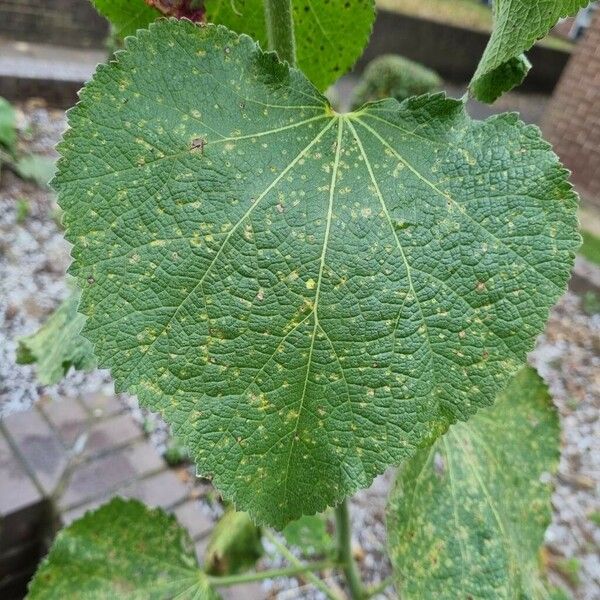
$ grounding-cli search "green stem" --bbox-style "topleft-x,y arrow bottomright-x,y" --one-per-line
263,0 -> 296,66
263,529 -> 342,600
208,560 -> 333,587
335,500 -> 365,600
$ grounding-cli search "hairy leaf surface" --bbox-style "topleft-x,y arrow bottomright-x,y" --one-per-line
205,0 -> 375,90
27,498 -> 219,599
387,368 -> 559,599
16,285 -> 96,385
56,20 -> 577,527
471,0 -> 588,102
91,0 -> 160,37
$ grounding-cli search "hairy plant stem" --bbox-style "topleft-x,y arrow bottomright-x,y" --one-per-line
207,559 -> 333,587
263,529 -> 342,600
263,0 -> 296,66
335,500 -> 366,600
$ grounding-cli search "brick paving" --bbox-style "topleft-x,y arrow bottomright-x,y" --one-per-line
0,394 -> 263,599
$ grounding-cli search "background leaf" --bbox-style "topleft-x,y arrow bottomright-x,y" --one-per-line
205,508 -> 263,575
15,154 -> 56,188
387,367 -> 560,599
0,96 -> 17,152
283,514 -> 334,557
91,0 -> 160,38
56,20 -> 578,527
16,285 -> 97,385
27,498 -> 220,599
471,0 -> 589,103
205,0 -> 375,90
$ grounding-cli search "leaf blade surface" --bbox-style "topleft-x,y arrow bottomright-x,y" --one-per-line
387,367 -> 560,598
55,20 -> 578,527
205,0 -> 375,90
471,0 -> 588,102
27,498 -> 219,599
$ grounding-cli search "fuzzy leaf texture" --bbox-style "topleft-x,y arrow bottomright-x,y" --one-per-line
205,0 -> 375,90
387,367 -> 559,599
55,20 -> 578,528
16,285 -> 96,385
471,0 -> 589,103
27,498 -> 220,599
91,0 -> 160,38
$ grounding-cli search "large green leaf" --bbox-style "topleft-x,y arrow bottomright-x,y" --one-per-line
27,498 -> 220,599
205,0 -> 375,90
471,0 -> 588,103
55,20 -> 578,527
91,0 -> 160,38
16,285 -> 97,385
387,368 -> 560,599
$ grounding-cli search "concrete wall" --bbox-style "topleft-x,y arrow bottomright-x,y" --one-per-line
357,10 -> 571,93
0,0 -> 108,48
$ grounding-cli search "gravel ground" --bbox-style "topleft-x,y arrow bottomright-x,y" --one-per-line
0,103 -> 598,599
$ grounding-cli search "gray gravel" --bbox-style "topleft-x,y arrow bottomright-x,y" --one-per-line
0,104 -> 598,599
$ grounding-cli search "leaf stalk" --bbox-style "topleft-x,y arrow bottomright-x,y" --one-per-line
207,559 -> 334,587
263,0 -> 296,67
335,500 -> 366,599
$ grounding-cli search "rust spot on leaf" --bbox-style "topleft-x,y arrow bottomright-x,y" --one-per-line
190,137 -> 206,153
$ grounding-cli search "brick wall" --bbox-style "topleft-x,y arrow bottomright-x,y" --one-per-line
0,0 -> 108,48
543,11 -> 600,209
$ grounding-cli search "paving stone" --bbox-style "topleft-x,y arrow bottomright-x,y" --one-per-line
82,413 -> 141,459
38,395 -> 89,447
174,499 -> 214,540
58,441 -> 164,511
60,497 -> 107,527
220,583 -> 264,600
80,392 -> 124,418
2,408 -> 68,495
118,470 -> 188,510
0,434 -> 48,554
0,433 -> 42,517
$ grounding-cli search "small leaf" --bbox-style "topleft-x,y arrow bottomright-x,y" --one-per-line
283,514 -> 334,557
27,498 -> 220,599
205,0 -> 375,91
471,53 -> 531,104
56,20 -> 578,527
91,0 -> 160,38
387,368 -> 560,599
15,154 -> 56,188
16,285 -> 97,385
471,0 -> 588,103
0,96 -> 17,151
205,508 -> 263,575
351,54 -> 442,110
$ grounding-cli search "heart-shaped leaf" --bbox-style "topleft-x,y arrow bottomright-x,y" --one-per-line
55,20 -> 577,527
471,0 -> 588,103
205,0 -> 375,90
387,367 -> 559,598
27,498 -> 220,599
